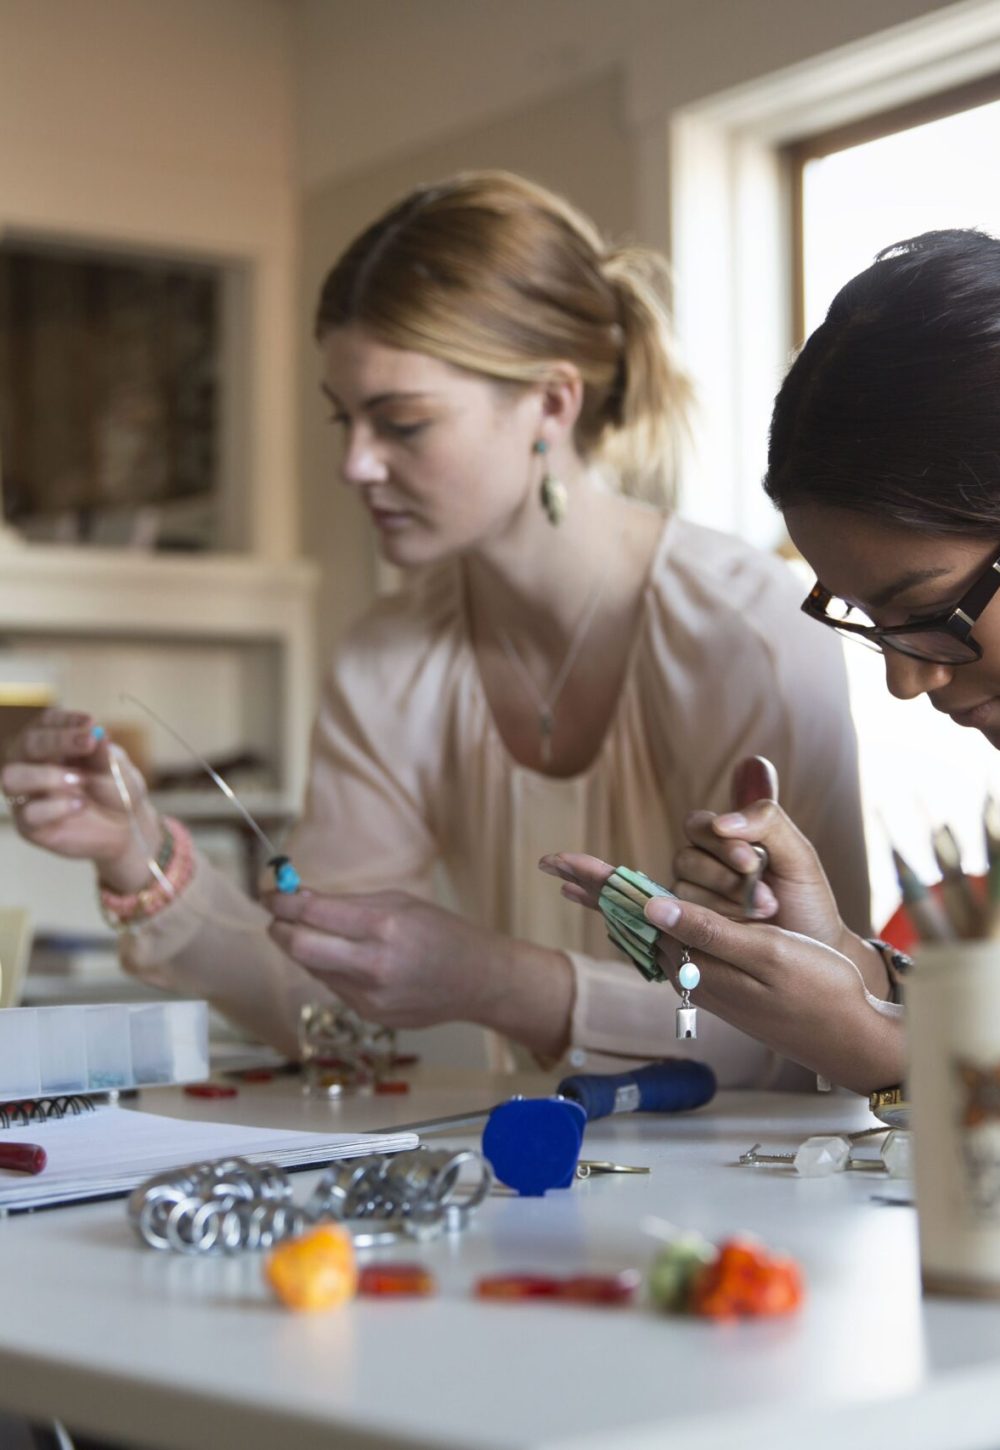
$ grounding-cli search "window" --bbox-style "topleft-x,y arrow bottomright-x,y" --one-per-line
786,80 -> 1000,925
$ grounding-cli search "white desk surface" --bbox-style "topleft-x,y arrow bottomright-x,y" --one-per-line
1,1070 -> 999,1450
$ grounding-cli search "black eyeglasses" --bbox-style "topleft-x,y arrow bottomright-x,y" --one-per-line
802,544 -> 1000,664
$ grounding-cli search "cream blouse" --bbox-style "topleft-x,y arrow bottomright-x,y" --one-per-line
122,517 -> 871,1088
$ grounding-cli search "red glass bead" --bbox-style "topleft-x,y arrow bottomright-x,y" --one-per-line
558,1272 -> 640,1306
0,1142 -> 47,1175
475,1274 -> 562,1300
374,1080 -> 410,1095
391,1053 -> 420,1068
357,1263 -> 437,1297
238,1068 -> 274,1083
184,1083 -> 238,1099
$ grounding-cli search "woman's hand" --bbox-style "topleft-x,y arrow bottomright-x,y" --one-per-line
265,888 -> 574,1057
2,709 -> 160,892
639,893 -> 904,1096
538,849 -> 900,1092
673,756 -> 847,947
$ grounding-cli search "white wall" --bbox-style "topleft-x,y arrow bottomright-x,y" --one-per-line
291,0 -> 973,662
293,0 -> 968,192
0,0 -> 299,560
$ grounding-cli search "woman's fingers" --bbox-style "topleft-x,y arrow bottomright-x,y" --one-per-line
559,881 -> 595,907
644,893 -> 792,986
18,718 -> 101,764
17,795 -> 85,829
268,919 -> 378,978
710,798 -> 822,885
730,755 -> 778,811
265,889 -> 383,942
537,852 -> 614,908
2,763 -> 85,797
681,810 -> 768,875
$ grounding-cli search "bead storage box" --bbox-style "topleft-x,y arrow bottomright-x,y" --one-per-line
0,1001 -> 209,1099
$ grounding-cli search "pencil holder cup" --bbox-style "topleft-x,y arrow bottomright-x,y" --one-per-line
908,940 -> 1000,1297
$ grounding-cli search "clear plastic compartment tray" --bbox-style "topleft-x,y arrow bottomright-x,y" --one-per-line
0,1001 -> 209,1099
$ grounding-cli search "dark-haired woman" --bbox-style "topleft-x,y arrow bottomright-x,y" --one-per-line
2,172 -> 869,1083
545,228 -> 1000,1094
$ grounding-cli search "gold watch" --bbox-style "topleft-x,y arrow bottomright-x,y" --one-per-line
869,1085 -> 909,1128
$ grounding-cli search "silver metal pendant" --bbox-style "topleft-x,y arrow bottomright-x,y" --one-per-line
676,994 -> 697,1040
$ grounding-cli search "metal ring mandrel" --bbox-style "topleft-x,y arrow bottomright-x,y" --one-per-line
742,845 -> 769,915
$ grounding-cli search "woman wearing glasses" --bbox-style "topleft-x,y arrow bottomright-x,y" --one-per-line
544,228 -> 1000,1095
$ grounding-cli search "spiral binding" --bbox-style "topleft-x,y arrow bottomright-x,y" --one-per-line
129,1147 -> 492,1256
0,1094 -> 96,1129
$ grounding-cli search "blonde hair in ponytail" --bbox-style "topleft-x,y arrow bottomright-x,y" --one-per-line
315,170 -> 692,507
598,248 -> 693,505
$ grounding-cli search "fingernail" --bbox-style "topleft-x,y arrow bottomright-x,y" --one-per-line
62,771 -> 83,786
731,843 -> 760,871
752,883 -> 778,914
647,898 -> 681,928
716,813 -> 747,831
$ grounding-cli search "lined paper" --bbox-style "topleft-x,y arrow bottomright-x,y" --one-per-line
0,1107 -> 418,1212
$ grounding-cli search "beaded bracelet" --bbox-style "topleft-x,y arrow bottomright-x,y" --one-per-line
99,815 -> 194,931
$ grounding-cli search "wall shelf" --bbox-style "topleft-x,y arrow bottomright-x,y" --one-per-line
1,540 -> 318,936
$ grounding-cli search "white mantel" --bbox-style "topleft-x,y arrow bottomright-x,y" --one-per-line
0,544 -> 319,807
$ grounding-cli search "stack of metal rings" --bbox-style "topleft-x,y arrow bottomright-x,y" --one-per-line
306,1147 -> 491,1235
128,1147 -> 492,1256
129,1157 -> 305,1255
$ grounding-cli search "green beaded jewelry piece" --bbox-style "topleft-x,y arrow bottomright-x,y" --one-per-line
597,866 -> 676,983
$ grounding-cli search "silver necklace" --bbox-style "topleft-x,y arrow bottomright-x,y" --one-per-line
495,578 -> 607,766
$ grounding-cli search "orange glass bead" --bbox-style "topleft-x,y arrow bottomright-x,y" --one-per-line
357,1263 -> 437,1297
689,1238 -> 803,1320
265,1225 -> 358,1313
475,1273 -> 562,1300
374,1080 -> 410,1095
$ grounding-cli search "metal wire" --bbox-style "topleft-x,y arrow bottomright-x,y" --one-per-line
0,1095 -> 96,1129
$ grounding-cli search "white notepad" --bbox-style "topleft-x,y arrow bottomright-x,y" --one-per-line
0,1107 -> 419,1213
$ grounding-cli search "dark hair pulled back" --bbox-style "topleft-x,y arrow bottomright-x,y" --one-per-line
765,228 -> 1000,536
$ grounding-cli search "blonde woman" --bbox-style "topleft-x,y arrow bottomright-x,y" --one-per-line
4,172 -> 871,1085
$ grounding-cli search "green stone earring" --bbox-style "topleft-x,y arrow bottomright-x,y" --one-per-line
534,440 -> 568,526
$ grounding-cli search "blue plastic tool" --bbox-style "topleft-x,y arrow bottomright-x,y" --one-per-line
481,1096 -> 587,1197
556,1058 -> 716,1122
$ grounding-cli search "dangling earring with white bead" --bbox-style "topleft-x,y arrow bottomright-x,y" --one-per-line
676,954 -> 700,1040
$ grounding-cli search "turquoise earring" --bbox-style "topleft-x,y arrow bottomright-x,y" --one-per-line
534,440 -> 568,526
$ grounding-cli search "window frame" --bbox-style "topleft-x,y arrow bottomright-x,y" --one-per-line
784,72 -> 1000,348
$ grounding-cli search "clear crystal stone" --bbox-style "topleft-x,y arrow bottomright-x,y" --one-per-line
793,1134 -> 851,1177
880,1130 -> 913,1179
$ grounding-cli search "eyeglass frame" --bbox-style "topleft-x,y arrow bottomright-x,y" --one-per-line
801,543 -> 1000,665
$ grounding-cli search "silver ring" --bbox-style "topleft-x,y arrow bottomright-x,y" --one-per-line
4,794 -> 28,808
